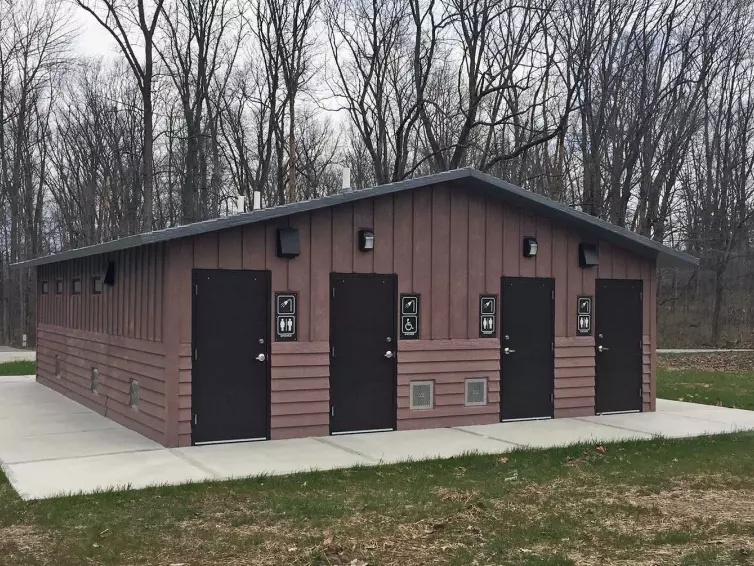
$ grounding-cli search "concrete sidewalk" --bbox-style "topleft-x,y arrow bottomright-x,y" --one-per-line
0,347 -> 36,363
3,375 -> 754,500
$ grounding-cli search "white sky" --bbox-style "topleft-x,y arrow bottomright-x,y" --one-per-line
72,7 -> 123,58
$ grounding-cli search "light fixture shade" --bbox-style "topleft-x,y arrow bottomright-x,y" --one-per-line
579,242 -> 599,267
358,229 -> 375,251
523,237 -> 538,257
276,228 -> 301,258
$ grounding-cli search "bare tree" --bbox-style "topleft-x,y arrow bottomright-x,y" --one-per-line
75,0 -> 165,232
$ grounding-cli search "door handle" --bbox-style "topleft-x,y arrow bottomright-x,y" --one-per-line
597,345 -> 609,353
255,353 -> 266,362
384,351 -> 394,359
503,347 -> 516,355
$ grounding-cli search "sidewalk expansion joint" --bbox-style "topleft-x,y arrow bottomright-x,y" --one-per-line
451,426 -> 524,447
169,449 -> 222,478
313,437 -> 379,462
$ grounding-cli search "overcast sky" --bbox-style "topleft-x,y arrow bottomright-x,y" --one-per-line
71,8 -> 122,58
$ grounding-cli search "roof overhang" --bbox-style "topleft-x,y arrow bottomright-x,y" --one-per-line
13,168 -> 698,269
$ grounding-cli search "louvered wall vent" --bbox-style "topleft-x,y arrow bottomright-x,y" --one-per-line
410,381 -> 434,410
465,378 -> 488,406
129,379 -> 139,410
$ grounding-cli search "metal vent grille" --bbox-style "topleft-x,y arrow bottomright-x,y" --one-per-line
465,378 -> 487,406
91,368 -> 99,394
130,379 -> 139,410
410,381 -> 433,410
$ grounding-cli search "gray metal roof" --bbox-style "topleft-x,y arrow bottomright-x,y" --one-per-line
14,168 -> 698,269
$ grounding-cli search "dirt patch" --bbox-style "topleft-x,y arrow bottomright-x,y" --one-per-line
659,352 -> 754,372
0,525 -> 53,562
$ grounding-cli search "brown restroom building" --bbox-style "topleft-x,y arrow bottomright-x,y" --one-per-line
19,169 -> 698,447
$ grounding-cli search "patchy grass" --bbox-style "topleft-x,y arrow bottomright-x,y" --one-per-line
658,353 -> 754,410
0,361 -> 35,376
4,434 -> 754,565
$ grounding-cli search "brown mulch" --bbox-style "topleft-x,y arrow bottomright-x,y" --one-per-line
659,352 -> 754,372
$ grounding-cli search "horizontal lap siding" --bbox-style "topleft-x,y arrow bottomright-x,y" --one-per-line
554,336 -> 595,418
177,344 -> 193,446
36,324 -> 167,444
397,340 -> 500,429
270,342 -> 331,439
643,335 -> 652,412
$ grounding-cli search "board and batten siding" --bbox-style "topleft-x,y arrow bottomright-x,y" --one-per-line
167,183 -> 655,444
36,244 -> 170,444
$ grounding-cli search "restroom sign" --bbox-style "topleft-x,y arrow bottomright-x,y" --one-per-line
275,293 -> 298,341
400,294 -> 420,340
577,296 -> 592,336
479,295 -> 497,338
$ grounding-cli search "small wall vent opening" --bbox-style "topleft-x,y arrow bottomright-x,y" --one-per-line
465,378 -> 488,406
91,368 -> 99,394
410,381 -> 434,410
130,379 -> 139,410
55,355 -> 61,378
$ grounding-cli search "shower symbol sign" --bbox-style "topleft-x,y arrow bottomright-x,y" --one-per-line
479,295 -> 497,338
576,296 -> 592,336
400,294 -> 420,340
275,293 -> 297,341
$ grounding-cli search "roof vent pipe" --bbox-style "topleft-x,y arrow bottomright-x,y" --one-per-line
253,191 -> 262,210
237,194 -> 245,213
342,167 -> 351,192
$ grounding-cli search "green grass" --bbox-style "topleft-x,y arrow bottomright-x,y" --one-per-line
658,367 -> 754,410
0,361 -> 35,376
3,433 -> 754,565
657,352 -> 754,410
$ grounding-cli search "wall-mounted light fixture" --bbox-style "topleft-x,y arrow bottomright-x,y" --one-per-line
579,242 -> 599,267
103,261 -> 116,286
358,229 -> 375,252
276,227 -> 301,259
522,237 -> 538,258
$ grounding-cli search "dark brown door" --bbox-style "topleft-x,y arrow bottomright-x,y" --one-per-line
330,274 -> 397,433
595,279 -> 643,413
192,269 -> 270,444
500,277 -> 554,420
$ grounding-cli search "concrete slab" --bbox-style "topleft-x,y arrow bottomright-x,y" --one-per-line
0,375 -> 36,385
0,350 -> 36,363
322,427 -> 517,462
460,417 -> 652,448
174,437 -> 376,478
3,450 -> 215,500
4,377 -> 754,500
0,428 -> 162,465
578,411 -> 735,438
0,411 -> 121,438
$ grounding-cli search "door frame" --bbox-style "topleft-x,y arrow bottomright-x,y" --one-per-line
594,278 -> 644,415
328,272 -> 399,434
190,268 -> 273,445
500,276 -> 556,421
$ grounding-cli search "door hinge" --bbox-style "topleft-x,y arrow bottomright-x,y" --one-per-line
550,393 -> 554,404
639,387 -> 643,398
640,291 -> 643,300
331,346 -> 335,357
552,289 -> 555,300
551,341 -> 554,352
331,406 -> 335,417
194,349 -> 198,361
193,414 -> 198,426
332,288 -> 336,298
195,284 -> 199,296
